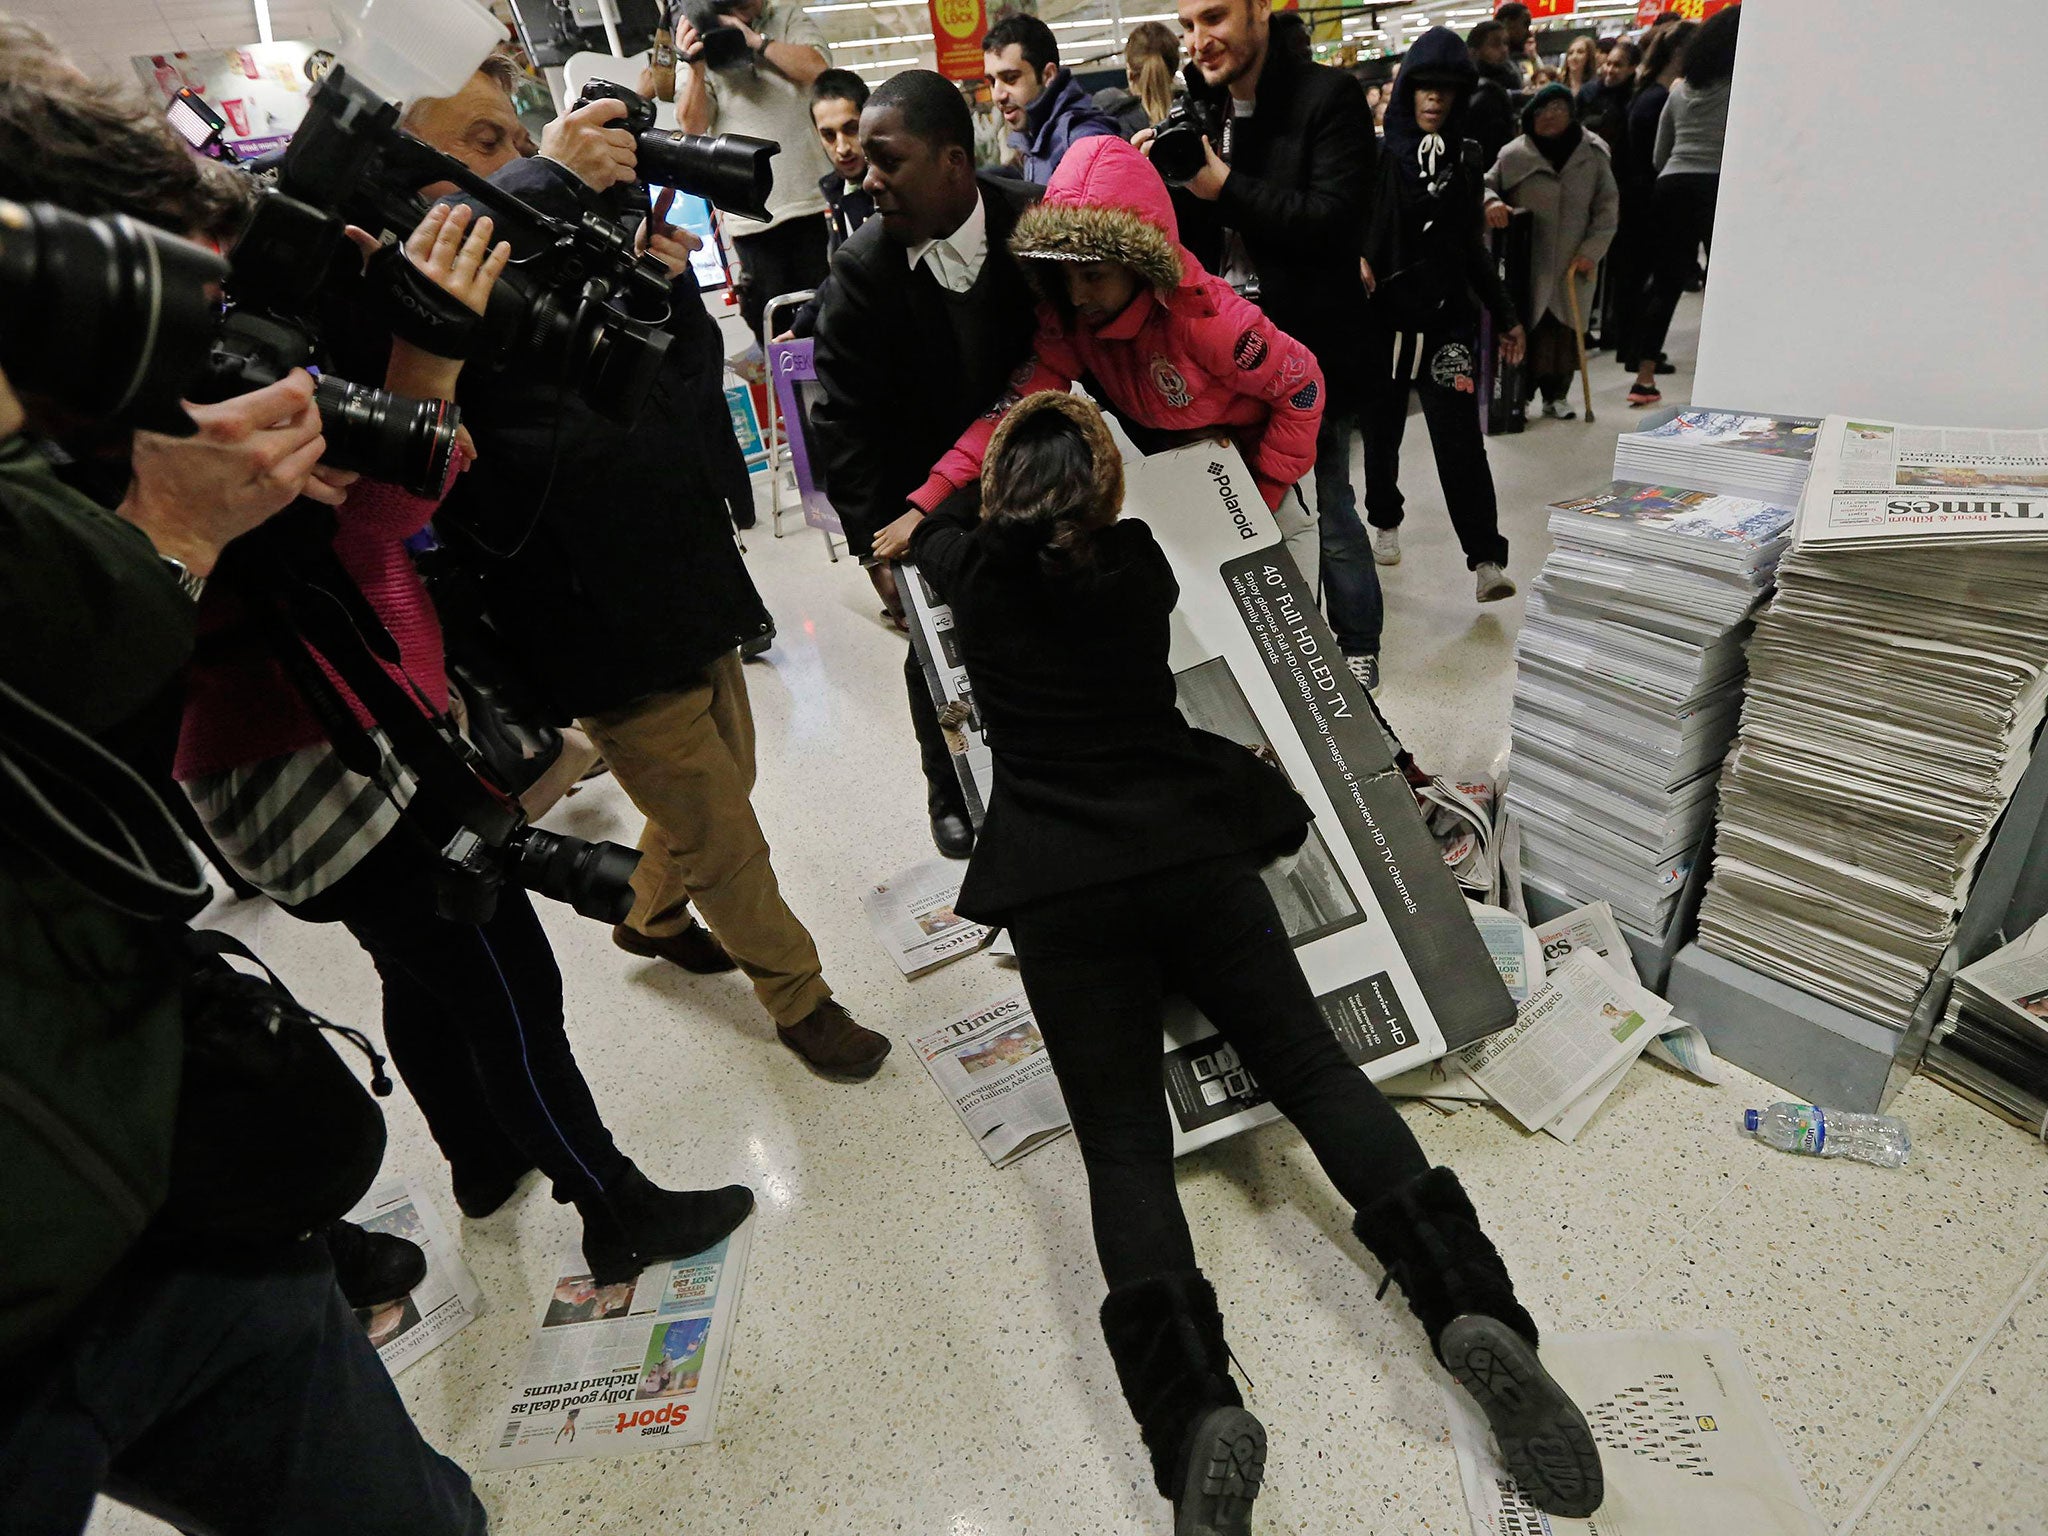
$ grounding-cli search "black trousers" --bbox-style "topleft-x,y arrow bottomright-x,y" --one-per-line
906,646 -> 967,815
1361,326 -> 1510,571
292,828 -> 630,1208
0,1239 -> 483,1536
1630,171 -> 1720,370
1008,852 -> 1430,1290
732,216 -> 831,341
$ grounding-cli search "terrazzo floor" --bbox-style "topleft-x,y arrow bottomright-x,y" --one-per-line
91,295 -> 2048,1534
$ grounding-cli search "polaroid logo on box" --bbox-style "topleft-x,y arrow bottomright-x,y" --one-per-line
1208,463 -> 1257,541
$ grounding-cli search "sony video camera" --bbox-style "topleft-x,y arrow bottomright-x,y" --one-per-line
1148,66 -> 1227,188
573,80 -> 777,224
229,65 -> 678,423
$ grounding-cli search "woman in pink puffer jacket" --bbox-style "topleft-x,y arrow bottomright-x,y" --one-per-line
893,133 -> 1325,523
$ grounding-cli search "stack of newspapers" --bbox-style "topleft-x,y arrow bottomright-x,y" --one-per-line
1922,915 -> 2048,1133
1697,415 -> 2048,1031
1613,409 -> 1822,503
1507,481 -> 1795,943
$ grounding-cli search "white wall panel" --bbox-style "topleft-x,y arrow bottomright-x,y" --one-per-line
1694,0 -> 2048,427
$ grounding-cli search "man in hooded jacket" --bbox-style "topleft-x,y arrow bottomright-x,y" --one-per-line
1360,26 -> 1525,605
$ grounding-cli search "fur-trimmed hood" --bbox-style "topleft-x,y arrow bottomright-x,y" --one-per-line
980,390 -> 1125,529
1008,134 -> 1187,299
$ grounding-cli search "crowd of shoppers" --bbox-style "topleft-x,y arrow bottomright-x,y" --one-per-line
0,0 -> 1751,1530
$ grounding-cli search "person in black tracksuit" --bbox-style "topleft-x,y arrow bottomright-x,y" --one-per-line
909,389 -> 1601,1536
1361,26 -> 1525,604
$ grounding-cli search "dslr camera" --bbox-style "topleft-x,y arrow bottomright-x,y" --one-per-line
681,0 -> 757,71
1148,66 -> 1226,188
574,79 -> 777,224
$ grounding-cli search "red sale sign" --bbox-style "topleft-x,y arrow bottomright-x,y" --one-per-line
1670,0 -> 1736,18
1504,0 -> 1575,15
930,0 -> 989,81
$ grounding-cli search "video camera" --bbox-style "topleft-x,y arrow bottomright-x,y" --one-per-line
574,80 -> 777,224
225,64 -> 677,424
1149,66 -> 1226,188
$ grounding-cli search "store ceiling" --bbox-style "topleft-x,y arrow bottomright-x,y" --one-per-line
816,0 -> 1653,79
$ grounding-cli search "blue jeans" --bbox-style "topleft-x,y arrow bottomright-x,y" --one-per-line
1311,410 -> 1385,656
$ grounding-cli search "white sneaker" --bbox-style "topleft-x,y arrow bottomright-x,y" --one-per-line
1541,398 -> 1577,421
1370,526 -> 1401,566
1345,652 -> 1381,692
1475,563 -> 1517,603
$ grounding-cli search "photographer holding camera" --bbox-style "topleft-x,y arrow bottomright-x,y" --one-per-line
0,34 -> 490,1534
407,59 -> 892,1082
646,0 -> 835,344
1137,0 -> 1386,687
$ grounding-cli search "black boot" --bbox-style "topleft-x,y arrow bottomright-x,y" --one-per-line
323,1220 -> 428,1309
1100,1271 -> 1265,1536
577,1166 -> 755,1286
1352,1167 -> 1603,1520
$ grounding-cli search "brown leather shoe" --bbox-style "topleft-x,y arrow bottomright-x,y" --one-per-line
613,921 -> 738,975
778,999 -> 891,1080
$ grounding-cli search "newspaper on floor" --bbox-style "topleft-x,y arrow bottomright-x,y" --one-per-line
1534,899 -> 1726,1084
902,440 -> 1515,1159
912,990 -> 1071,1167
1459,951 -> 1673,1132
345,1178 -> 484,1376
481,1222 -> 753,1468
1920,912 -> 2048,1132
859,857 -> 992,977
1445,1329 -> 1826,1536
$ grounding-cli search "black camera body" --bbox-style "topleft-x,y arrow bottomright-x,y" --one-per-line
1149,67 -> 1226,188
573,80 -> 778,224
682,0 -> 755,71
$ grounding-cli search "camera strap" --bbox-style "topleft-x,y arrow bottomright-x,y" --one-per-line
224,536 -> 523,849
0,673 -> 211,921
364,242 -> 484,361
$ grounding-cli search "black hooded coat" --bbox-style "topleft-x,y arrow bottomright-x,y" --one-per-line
1167,41 -> 1378,412
1363,27 -> 1518,337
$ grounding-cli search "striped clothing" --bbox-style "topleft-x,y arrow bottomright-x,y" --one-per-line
185,731 -> 418,907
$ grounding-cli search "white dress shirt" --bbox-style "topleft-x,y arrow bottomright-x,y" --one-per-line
906,191 -> 989,294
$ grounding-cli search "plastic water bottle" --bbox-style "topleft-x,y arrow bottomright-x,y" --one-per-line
1741,1103 -> 1910,1167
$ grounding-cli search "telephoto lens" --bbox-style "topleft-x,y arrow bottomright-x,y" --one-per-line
310,373 -> 461,497
575,81 -> 780,223
508,827 -> 642,924
0,199 -> 226,435
634,130 -> 778,224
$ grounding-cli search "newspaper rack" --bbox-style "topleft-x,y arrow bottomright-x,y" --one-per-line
1667,717 -> 2048,1113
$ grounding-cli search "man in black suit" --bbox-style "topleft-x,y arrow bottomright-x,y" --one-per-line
810,70 -> 1040,858
1148,0 -> 1387,688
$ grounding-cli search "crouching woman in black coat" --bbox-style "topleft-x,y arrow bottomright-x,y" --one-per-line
908,392 -> 1601,1534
